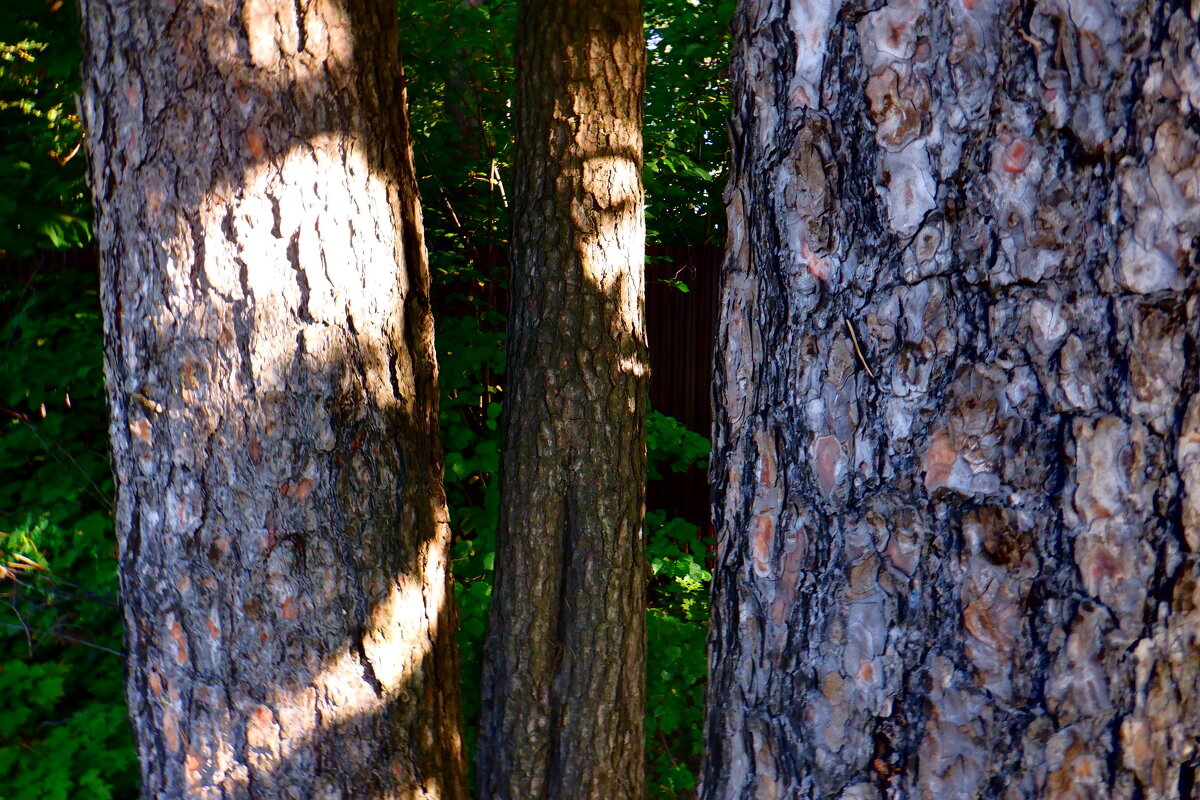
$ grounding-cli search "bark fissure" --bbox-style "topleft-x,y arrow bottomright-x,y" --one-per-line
354,627 -> 386,698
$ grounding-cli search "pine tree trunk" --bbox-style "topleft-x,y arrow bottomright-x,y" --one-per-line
79,1 -> 466,796
475,1 -> 648,798
706,1 -> 1200,798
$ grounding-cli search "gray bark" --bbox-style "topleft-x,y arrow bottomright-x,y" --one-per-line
78,0 -> 467,796
475,0 -> 649,798
705,0 -> 1200,798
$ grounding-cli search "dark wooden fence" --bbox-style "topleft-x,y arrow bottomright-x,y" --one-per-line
645,245 -> 721,533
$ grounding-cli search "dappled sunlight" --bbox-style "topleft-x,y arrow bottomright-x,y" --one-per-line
579,154 -> 641,269
173,130 -> 414,405
358,545 -> 448,694
576,151 -> 647,380
157,576 -> 452,800
240,0 -> 354,71
223,566 -> 451,799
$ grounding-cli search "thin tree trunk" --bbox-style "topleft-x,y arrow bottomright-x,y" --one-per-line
475,1 -> 648,798
706,0 -> 1200,798
79,0 -> 466,796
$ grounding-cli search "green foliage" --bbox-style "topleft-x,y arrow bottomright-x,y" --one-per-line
1,7 -> 134,797
647,512 -> 712,621
644,0 -> 733,245
399,0 -> 515,269
642,414 -> 711,796
400,0 -> 731,250
436,294 -> 505,769
0,1 -> 90,256
646,607 -> 708,796
648,409 -> 710,481
0,263 -> 137,800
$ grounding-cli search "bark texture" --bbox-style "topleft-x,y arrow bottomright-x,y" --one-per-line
475,1 -> 648,798
706,0 -> 1200,798
79,1 -> 466,797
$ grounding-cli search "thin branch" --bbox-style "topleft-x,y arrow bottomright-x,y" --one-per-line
0,621 -> 123,658
4,599 -> 33,655
843,316 -> 877,380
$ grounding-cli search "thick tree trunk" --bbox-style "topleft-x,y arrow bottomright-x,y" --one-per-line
706,1 -> 1199,798
475,1 -> 648,798
79,1 -> 466,797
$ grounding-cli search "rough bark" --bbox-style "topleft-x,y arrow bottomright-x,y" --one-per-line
475,1 -> 648,798
706,0 -> 1200,798
79,1 -> 466,797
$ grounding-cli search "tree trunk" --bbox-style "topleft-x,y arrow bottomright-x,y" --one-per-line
475,1 -> 648,798
78,1 -> 466,797
706,1 -> 1199,798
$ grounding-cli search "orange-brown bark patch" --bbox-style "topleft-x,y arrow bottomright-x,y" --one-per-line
753,514 -> 774,576
171,619 -> 188,664
162,709 -> 180,752
293,477 -> 315,501
1002,138 -> 1032,173
923,428 -> 956,493
815,435 -> 841,494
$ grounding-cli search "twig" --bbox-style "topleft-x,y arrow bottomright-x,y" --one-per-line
0,621 -> 123,658
9,552 -> 47,571
50,140 -> 83,166
4,599 -> 33,655
489,159 -> 508,208
0,406 -> 32,423
844,316 -> 877,380
1019,28 -> 1045,53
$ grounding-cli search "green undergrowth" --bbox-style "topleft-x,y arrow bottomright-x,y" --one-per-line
0,265 -> 137,800
0,0 -> 91,256
2,14 -> 129,796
